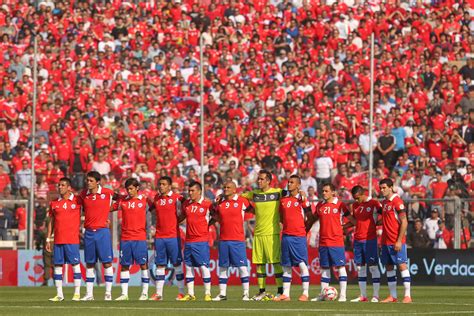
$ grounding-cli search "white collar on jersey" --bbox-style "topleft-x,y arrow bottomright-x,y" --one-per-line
128,194 -> 144,200
87,185 -> 102,195
58,193 -> 74,201
229,194 -> 239,201
327,197 -> 339,205
366,196 -> 372,202
195,196 -> 204,204
388,194 -> 399,202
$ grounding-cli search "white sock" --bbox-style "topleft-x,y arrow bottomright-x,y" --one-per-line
54,266 -> 63,298
175,264 -> 185,295
238,266 -> 249,296
369,265 -> 381,298
338,267 -> 348,299
299,262 -> 310,297
282,266 -> 292,297
401,269 -> 411,298
141,269 -> 150,295
201,265 -> 211,296
72,264 -> 81,295
321,269 -> 331,293
155,267 -> 166,296
218,268 -> 228,296
86,268 -> 95,296
104,266 -> 113,295
120,271 -> 130,296
357,265 -> 367,298
185,265 -> 195,296
387,270 -> 397,299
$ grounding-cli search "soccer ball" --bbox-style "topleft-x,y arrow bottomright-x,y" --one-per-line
322,287 -> 338,301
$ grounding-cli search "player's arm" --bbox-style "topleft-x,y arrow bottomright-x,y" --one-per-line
375,200 -> 383,225
305,203 -> 319,232
147,196 -> 155,212
395,200 -> 408,252
343,203 -> 357,229
45,208 -> 53,253
208,204 -> 218,226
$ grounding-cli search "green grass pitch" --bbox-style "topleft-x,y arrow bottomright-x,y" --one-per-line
0,285 -> 472,315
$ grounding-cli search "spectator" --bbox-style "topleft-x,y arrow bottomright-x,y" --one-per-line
423,209 -> 441,246
314,148 -> 333,194
0,165 -> 11,194
14,160 -> 32,189
91,152 -> 111,176
15,206 -> 26,242
300,168 -> 317,195
435,221 -> 453,249
407,219 -> 431,249
375,126 -> 396,168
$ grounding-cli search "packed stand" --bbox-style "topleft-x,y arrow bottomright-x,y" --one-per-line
0,0 -> 472,248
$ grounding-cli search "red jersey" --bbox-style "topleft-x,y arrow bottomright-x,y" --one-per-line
116,195 -> 147,241
152,191 -> 184,238
78,186 -> 114,230
182,198 -> 213,243
280,194 -> 311,237
314,198 -> 350,247
49,193 -> 81,244
215,195 -> 250,241
380,194 -> 406,245
352,198 -> 382,241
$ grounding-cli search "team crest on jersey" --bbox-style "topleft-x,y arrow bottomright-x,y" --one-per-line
199,208 -> 204,213
234,203 -> 239,208
138,203 -> 143,208
295,202 -> 299,207
367,207 -> 371,212
101,194 -> 106,199
399,204 -> 405,209
387,206 -> 392,211
168,199 -> 173,204
270,194 -> 275,199
71,204 -> 76,209
333,208 -> 338,213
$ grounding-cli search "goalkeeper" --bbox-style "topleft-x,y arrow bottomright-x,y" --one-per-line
241,170 -> 284,301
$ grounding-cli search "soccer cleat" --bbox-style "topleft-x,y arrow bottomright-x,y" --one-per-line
139,293 -> 148,301
351,296 -> 368,302
204,294 -> 212,302
242,294 -> 250,301
48,296 -> 64,302
115,294 -> 129,301
402,296 -> 412,304
80,295 -> 94,301
273,294 -> 290,301
338,296 -> 347,302
298,294 -> 309,302
371,297 -> 379,303
175,293 -> 185,301
178,294 -> 196,301
149,293 -> 162,301
212,295 -> 227,301
310,295 -> 325,302
72,294 -> 81,301
381,296 -> 398,303
104,293 -> 112,301
262,293 -> 274,301
251,291 -> 267,301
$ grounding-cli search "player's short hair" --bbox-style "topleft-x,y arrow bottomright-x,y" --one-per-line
322,182 -> 335,191
379,178 -> 394,188
188,180 -> 202,191
59,177 -> 72,186
351,185 -> 365,197
259,169 -> 272,182
125,178 -> 140,188
289,174 -> 301,183
86,171 -> 101,182
159,176 -> 172,185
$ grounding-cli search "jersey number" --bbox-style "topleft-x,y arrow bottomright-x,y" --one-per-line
190,205 -> 198,213
128,202 -> 135,209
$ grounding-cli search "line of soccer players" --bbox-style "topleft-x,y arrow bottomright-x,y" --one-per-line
46,170 -> 411,303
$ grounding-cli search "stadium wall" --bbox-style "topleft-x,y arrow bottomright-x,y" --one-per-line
0,249 -> 472,286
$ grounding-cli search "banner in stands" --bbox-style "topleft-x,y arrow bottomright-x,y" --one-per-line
1,248 -> 472,286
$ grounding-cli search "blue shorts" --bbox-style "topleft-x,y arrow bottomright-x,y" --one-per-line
381,244 -> 407,266
53,244 -> 80,265
319,246 -> 346,268
84,228 -> 113,264
154,237 -> 183,266
354,239 -> 379,265
184,242 -> 210,267
281,235 -> 308,267
120,240 -> 148,266
218,241 -> 247,268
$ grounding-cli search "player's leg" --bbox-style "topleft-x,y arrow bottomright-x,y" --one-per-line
330,247 -> 347,302
351,240 -> 368,301
179,242 -> 196,301
271,234 -> 284,296
294,236 -> 310,301
97,229 -> 114,300
152,238 -> 166,300
252,236 -> 267,299
232,240 -> 250,300
381,245 -> 398,302
397,244 -> 412,303
312,246 -> 330,301
214,241 -> 229,300
139,263 -> 150,300
117,265 -> 130,300
197,242 -> 212,301
82,230 -> 96,300
171,237 -> 185,299
49,244 -> 64,301
64,244 -> 81,300
275,235 -> 292,301
366,239 -> 380,302
135,240 -> 150,300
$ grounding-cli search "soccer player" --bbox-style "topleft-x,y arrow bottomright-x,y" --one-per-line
46,177 -> 81,302
274,175 -> 312,302
309,183 -> 349,302
379,178 -> 412,303
78,171 -> 115,301
212,180 -> 252,301
241,170 -> 284,301
178,181 -> 213,301
113,178 -> 150,301
149,176 -> 185,301
345,185 -> 382,302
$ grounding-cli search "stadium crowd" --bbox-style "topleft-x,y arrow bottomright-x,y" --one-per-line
0,0 -> 473,249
